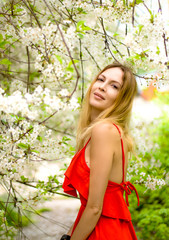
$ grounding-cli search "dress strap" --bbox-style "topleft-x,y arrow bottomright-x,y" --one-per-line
112,123 -> 140,207
112,123 -> 125,183
84,137 -> 91,148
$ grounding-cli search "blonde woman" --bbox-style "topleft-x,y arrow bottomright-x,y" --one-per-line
60,62 -> 140,240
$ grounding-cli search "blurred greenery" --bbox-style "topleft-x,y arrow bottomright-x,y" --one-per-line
0,194 -> 33,239
155,90 -> 169,105
0,193 -> 51,239
129,92 -> 169,240
0,195 -> 32,226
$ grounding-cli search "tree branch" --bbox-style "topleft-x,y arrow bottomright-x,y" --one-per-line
42,0 -> 80,98
26,46 -> 30,93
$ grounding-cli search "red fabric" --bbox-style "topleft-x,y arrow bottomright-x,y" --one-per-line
62,123 -> 139,239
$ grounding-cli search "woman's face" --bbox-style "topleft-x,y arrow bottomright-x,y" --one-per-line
89,67 -> 124,112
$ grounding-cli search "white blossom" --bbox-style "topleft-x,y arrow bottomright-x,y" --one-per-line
58,88 -> 69,97
68,96 -> 80,110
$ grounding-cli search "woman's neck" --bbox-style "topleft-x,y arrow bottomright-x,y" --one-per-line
90,107 -> 102,122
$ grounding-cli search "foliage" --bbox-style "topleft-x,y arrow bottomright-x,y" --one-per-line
0,194 -> 34,239
129,105 -> 169,240
154,90 -> 169,105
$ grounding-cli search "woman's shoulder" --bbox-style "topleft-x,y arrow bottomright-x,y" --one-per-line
91,120 -> 122,141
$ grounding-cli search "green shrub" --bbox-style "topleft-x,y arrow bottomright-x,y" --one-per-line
0,194 -> 34,239
129,93 -> 169,240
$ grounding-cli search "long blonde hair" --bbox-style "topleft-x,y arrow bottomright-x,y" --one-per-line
76,62 -> 138,154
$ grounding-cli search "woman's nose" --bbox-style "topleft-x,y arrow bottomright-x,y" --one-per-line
99,82 -> 106,91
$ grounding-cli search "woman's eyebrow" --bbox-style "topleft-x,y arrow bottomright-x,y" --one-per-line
99,74 -> 122,87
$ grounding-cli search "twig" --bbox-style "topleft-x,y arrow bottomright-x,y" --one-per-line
24,207 -> 68,229
0,50 -> 36,64
13,109 -> 59,143
22,0 -> 42,28
132,0 -> 136,27
26,46 -> 30,93
79,39 -> 85,102
0,11 -> 24,16
99,18 -> 119,62
162,33 -> 168,57
42,0 -> 80,98
4,180 -> 12,218
142,1 -> 152,15
158,0 -> 162,12
108,36 -> 123,58
15,180 -> 78,199
84,47 -> 101,70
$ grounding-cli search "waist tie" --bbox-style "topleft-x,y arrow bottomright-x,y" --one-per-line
79,194 -> 87,207
120,181 -> 140,207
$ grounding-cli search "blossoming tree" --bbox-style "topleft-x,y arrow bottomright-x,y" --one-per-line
0,0 -> 169,238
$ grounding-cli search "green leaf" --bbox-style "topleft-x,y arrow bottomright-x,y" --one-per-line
37,135 -> 43,142
113,32 -> 119,37
20,175 -> 29,182
18,143 -> 29,149
66,59 -> 79,73
77,96 -> 81,104
15,8 -> 24,13
29,125 -> 33,133
1,119 -> 7,125
150,13 -> 154,23
130,0 -> 143,7
12,168 -> 17,173
0,135 -> 6,142
0,41 -> 7,49
77,33 -> 84,39
67,59 -> 79,68
76,20 -> 91,32
30,149 -> 39,153
10,114 -> 25,121
138,24 -> 144,34
55,55 -> 63,64
77,20 -> 84,29
0,58 -> 12,65
136,0 -> 143,3
77,7 -> 87,14
62,136 -> 71,141
66,66 -> 74,72
0,33 -> 3,42
156,46 -> 160,55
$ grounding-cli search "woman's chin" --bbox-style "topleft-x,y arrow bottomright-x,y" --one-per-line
90,104 -> 105,112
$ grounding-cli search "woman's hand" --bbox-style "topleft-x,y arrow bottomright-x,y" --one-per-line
60,234 -> 71,240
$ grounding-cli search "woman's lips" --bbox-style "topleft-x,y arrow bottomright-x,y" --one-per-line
94,93 -> 105,100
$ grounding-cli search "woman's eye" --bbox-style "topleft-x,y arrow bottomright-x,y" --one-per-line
112,85 -> 118,89
97,78 -> 104,81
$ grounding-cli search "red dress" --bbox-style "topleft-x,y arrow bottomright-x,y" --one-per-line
62,123 -> 140,239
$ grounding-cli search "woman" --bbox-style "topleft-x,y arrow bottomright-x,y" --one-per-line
60,62 -> 140,240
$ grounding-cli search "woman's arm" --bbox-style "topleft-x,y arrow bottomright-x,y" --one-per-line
70,205 -> 101,239
71,122 -> 119,240
67,222 -> 75,235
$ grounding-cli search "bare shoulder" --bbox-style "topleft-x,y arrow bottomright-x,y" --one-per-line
91,121 -> 121,143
